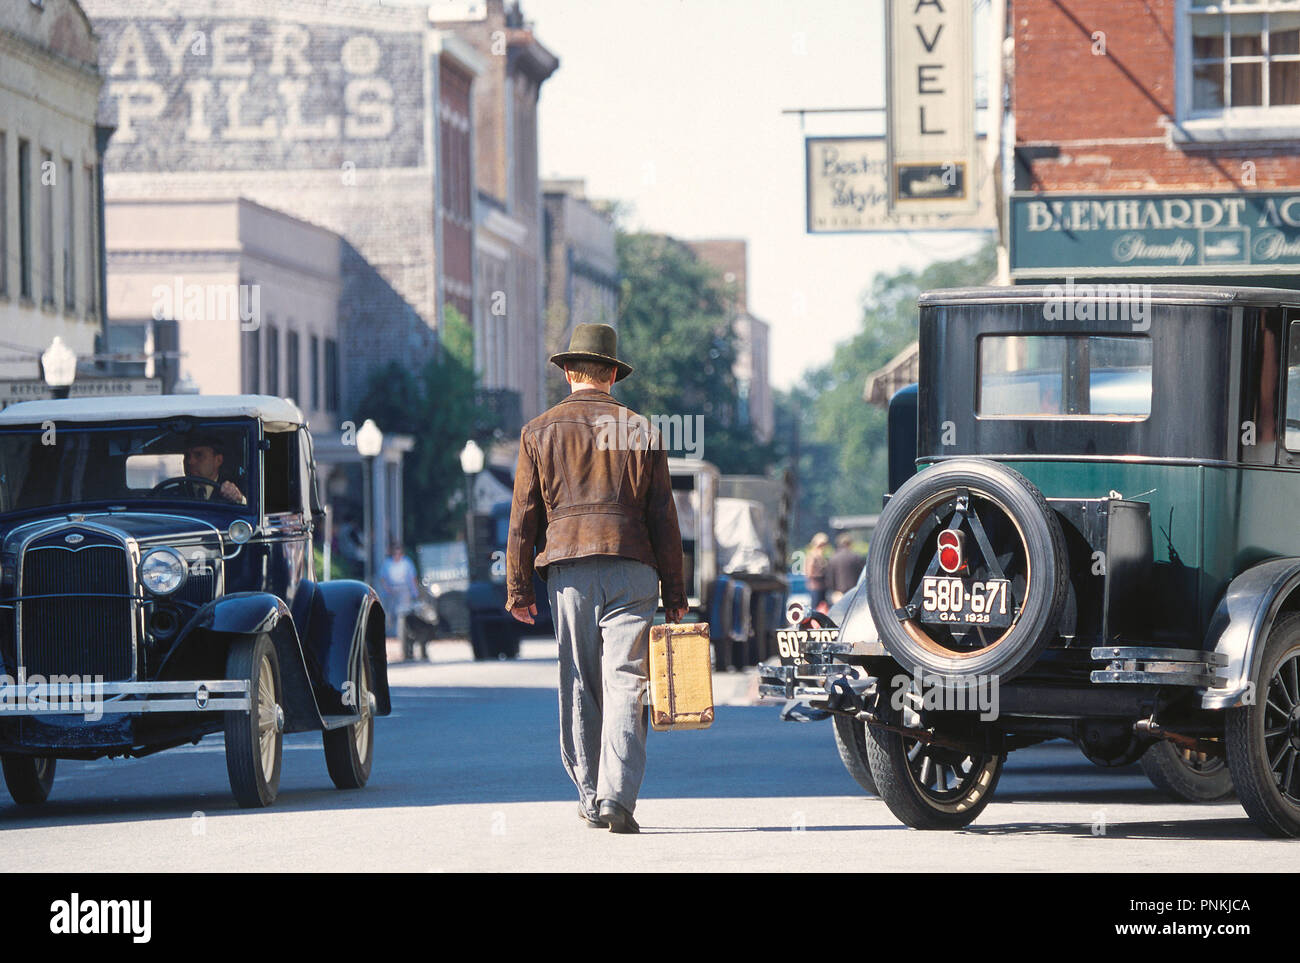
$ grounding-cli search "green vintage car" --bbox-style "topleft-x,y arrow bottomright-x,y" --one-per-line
763,284 -> 1300,836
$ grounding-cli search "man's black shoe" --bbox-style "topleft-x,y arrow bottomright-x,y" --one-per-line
598,799 -> 640,834
579,805 -> 607,828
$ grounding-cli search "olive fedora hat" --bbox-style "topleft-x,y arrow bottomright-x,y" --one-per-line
549,323 -> 633,382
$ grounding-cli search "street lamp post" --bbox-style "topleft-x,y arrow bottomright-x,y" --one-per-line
460,439 -> 485,578
356,419 -> 384,587
41,337 -> 77,400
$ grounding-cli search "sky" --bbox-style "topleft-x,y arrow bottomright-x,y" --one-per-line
518,0 -> 991,389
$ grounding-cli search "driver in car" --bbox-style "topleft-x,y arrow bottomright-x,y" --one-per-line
182,436 -> 246,505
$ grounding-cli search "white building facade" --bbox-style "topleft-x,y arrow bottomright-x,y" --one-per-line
0,0 -> 106,384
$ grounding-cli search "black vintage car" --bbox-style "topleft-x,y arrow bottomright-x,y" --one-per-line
763,285 -> 1300,837
0,394 -> 390,808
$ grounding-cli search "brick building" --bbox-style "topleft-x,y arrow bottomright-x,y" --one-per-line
542,178 -> 618,407
434,32 -> 484,326
432,0 -> 558,423
82,0 -> 483,418
1008,0 -> 1300,285
0,0 -> 108,385
686,239 -> 774,442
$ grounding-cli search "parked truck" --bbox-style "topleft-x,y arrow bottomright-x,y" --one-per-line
456,458 -> 793,665
669,458 -> 793,670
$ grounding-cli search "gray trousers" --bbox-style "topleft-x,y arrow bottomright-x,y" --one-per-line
548,557 -> 659,815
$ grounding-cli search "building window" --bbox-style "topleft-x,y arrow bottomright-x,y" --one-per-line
512,78 -> 538,212
63,159 -> 74,312
18,140 -> 31,300
324,338 -> 339,413
310,334 -> 320,411
84,166 -> 97,316
1185,1 -> 1300,120
286,329 -> 300,403
266,322 -> 280,396
40,149 -> 53,307
0,131 -> 7,297
242,325 -> 260,394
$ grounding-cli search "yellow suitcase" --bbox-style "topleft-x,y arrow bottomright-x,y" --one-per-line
648,622 -> 714,731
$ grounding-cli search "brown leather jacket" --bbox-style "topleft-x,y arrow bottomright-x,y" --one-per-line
505,389 -> 687,612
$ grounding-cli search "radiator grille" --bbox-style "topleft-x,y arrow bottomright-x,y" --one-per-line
175,563 -> 219,608
19,545 -> 135,681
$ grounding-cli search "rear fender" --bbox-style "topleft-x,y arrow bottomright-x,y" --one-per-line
1202,557 -> 1300,709
298,580 -> 391,716
834,578 -> 886,656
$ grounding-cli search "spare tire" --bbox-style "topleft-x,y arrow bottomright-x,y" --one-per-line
865,459 -> 1068,682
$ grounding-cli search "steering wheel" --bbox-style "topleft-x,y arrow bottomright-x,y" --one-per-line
151,475 -> 220,499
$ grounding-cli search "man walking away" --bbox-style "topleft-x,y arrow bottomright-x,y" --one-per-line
505,323 -> 687,834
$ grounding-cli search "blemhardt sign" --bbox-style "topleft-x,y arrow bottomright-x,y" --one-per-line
885,0 -> 978,216
1011,191 -> 1300,276
805,136 -> 994,233
93,17 -> 425,171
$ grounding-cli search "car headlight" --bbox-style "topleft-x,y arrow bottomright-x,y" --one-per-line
140,547 -> 188,596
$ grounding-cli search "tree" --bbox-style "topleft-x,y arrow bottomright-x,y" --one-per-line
784,241 -> 997,548
355,306 -> 480,546
614,233 -> 775,474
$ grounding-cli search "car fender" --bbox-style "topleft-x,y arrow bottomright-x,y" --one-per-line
1201,556 -> 1300,709
297,580 -> 391,717
834,580 -> 887,656
164,592 -> 325,733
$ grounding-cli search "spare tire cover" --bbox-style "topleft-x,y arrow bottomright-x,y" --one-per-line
865,458 -> 1068,682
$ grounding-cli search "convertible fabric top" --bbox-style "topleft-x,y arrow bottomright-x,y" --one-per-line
0,394 -> 305,429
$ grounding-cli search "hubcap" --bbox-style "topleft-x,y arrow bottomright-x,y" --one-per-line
899,701 -> 997,811
354,654 -> 372,765
1264,650 -> 1300,799
256,656 -> 280,776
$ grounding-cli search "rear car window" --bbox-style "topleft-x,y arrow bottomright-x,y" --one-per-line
978,334 -> 1152,418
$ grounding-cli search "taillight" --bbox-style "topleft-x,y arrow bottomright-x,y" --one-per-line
937,530 -> 965,574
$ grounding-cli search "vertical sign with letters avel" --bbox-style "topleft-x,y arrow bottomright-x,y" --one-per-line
885,0 -> 978,215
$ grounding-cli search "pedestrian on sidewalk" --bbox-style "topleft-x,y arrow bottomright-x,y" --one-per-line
827,533 -> 865,604
803,532 -> 831,613
505,323 -> 687,834
379,541 -> 422,661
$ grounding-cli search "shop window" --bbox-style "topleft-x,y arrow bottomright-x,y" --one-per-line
40,149 -> 53,307
17,140 -> 30,300
1182,0 -> 1300,136
63,159 -> 74,312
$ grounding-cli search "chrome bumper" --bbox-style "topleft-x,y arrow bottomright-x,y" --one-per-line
759,636 -> 879,713
1089,646 -> 1227,688
0,680 -> 251,715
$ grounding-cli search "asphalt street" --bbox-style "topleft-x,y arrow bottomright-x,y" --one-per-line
1,638 -> 1296,872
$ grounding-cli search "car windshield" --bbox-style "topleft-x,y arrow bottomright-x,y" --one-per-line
0,419 -> 256,515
